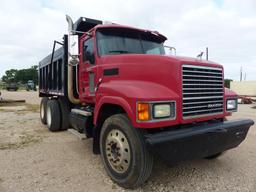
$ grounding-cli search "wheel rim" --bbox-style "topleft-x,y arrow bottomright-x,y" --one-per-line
46,106 -> 52,127
105,129 -> 131,174
40,103 -> 45,119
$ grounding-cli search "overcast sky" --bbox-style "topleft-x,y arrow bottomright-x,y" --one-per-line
0,0 -> 255,80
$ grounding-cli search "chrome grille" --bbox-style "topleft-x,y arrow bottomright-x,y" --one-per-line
182,65 -> 224,119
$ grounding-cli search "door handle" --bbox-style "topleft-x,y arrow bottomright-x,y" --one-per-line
95,78 -> 103,92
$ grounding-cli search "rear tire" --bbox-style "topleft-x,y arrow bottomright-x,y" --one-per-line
58,97 -> 70,130
100,114 -> 153,189
40,97 -> 48,124
46,99 -> 61,132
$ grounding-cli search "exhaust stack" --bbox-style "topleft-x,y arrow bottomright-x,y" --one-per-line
66,15 -> 80,104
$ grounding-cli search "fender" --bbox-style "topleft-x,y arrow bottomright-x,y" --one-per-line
224,87 -> 237,98
94,96 -> 134,125
94,80 -> 180,128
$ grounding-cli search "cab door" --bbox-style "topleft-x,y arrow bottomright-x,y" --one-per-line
79,36 -> 97,103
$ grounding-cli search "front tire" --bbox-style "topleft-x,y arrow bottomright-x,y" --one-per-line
100,114 -> 153,189
46,99 -> 61,132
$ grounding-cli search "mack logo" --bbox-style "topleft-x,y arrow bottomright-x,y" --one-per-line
207,103 -> 222,108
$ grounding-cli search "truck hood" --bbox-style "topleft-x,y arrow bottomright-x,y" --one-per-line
98,54 -> 226,126
99,54 -> 223,100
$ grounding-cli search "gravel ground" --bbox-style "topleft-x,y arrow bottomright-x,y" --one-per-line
0,91 -> 256,192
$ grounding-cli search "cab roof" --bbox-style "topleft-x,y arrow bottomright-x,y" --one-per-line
94,24 -> 167,42
73,17 -> 167,42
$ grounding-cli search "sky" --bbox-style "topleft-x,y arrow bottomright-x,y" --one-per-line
0,0 -> 255,80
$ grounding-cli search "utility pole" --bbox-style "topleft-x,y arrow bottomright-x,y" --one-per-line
240,66 -> 243,82
206,47 -> 208,60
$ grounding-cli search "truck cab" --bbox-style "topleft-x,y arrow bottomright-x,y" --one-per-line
38,16 -> 254,189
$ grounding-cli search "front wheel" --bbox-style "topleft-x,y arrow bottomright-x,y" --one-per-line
100,114 -> 153,189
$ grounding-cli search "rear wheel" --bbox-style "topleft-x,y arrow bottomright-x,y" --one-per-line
100,114 -> 153,189
40,97 -> 48,124
46,99 -> 61,132
58,97 -> 70,130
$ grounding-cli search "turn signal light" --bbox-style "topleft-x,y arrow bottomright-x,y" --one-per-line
137,103 -> 150,121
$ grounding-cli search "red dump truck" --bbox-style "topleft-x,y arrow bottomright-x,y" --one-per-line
39,15 -> 254,188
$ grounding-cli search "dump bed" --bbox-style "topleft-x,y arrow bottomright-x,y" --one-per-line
39,35 -> 68,97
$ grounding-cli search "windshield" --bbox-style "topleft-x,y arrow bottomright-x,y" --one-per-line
96,28 -> 165,56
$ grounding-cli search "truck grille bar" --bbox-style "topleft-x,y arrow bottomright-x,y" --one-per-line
182,65 -> 224,119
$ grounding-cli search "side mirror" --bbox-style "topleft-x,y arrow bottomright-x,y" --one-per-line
69,35 -> 79,56
68,35 -> 79,65
164,45 -> 176,55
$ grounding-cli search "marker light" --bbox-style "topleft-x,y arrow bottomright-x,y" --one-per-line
137,103 -> 150,121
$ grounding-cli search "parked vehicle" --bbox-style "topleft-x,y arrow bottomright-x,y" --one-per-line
26,80 -> 37,91
6,82 -> 18,91
38,15 -> 254,189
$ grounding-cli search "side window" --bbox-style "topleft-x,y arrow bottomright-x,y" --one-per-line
83,38 -> 94,63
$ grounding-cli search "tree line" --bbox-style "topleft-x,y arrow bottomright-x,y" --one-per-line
1,65 -> 38,85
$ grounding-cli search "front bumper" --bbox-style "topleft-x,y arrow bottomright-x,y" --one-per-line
145,119 -> 254,164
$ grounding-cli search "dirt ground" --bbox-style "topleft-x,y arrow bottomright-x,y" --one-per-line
0,90 -> 256,192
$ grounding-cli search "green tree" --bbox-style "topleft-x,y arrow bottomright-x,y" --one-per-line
1,66 -> 38,85
224,79 -> 233,88
15,66 -> 38,84
1,69 -> 18,83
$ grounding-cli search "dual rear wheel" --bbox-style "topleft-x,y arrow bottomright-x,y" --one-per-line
40,97 -> 70,131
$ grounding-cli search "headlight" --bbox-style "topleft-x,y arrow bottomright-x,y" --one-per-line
137,101 -> 176,121
226,99 -> 237,111
153,102 -> 175,119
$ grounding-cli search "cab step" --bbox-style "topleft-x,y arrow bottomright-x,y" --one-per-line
69,108 -> 93,137
68,129 -> 87,140
71,108 -> 92,116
